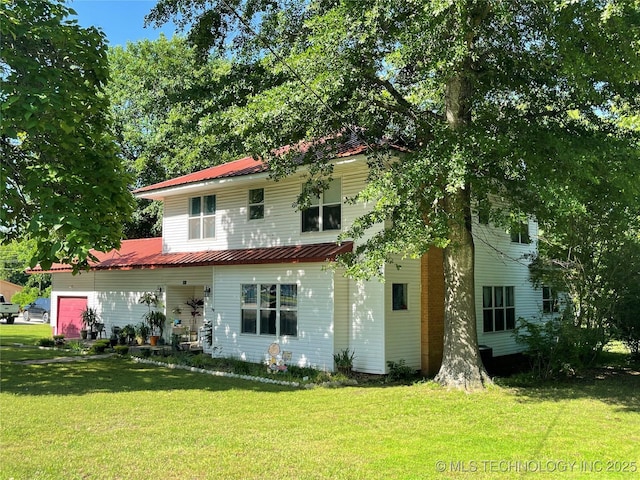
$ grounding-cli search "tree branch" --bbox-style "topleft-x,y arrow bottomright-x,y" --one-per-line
373,77 -> 444,125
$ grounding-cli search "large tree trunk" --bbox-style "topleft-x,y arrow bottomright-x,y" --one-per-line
434,67 -> 492,390
434,187 -> 492,390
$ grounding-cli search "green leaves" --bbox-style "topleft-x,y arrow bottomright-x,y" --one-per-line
107,36 -> 283,183
1,0 -> 134,272
142,0 -> 639,281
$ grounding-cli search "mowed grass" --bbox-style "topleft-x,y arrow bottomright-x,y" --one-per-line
0,323 -> 64,362
1,325 -> 639,479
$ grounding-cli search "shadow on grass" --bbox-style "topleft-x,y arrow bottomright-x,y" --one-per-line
0,356 -> 297,397
499,366 -> 640,414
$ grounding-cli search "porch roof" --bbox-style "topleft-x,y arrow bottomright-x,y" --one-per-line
34,238 -> 353,273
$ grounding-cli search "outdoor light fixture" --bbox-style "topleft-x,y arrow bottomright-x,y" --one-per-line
203,286 -> 211,298
156,286 -> 163,295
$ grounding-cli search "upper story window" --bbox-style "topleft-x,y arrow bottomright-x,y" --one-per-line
248,188 -> 264,220
477,204 -> 490,225
301,179 -> 342,232
510,221 -> 530,244
189,194 -> 216,239
542,286 -> 559,314
483,286 -> 516,332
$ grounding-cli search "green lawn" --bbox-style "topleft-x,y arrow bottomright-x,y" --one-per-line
1,324 -> 638,479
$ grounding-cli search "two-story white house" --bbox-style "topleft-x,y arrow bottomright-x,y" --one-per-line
42,143 -> 543,375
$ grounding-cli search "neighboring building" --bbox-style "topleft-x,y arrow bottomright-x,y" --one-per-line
0,280 -> 23,302
39,144 -> 544,375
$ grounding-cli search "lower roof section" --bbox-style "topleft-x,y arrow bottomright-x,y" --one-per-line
34,238 -> 353,273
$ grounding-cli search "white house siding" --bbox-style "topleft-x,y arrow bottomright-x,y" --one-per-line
50,271 -> 95,334
52,268 -> 215,336
384,258 -> 422,371
349,278 -> 386,374
161,156 -> 382,254
473,218 -> 540,356
333,268 -> 350,358
211,263 -> 337,371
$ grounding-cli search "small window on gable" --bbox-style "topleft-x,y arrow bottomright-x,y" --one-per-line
392,283 -> 408,310
189,194 -> 216,239
301,179 -> 342,232
510,221 -> 530,244
248,188 -> 264,220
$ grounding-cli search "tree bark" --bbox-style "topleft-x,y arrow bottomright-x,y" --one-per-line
434,67 -> 492,390
434,186 -> 492,390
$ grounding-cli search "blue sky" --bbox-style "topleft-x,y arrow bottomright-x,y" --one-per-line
68,0 -> 181,47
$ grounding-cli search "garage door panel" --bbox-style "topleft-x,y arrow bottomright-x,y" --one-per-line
57,297 -> 87,338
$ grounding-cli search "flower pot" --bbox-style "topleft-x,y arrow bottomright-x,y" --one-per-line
80,329 -> 88,340
149,335 -> 159,346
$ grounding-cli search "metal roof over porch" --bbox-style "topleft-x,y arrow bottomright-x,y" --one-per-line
34,238 -> 353,272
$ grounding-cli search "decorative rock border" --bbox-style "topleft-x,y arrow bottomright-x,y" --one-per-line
131,356 -> 303,388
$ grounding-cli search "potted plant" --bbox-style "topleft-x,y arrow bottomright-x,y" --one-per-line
110,326 -> 121,347
80,307 -> 99,340
139,292 -> 165,345
333,348 -> 355,375
146,310 -> 167,346
135,322 -> 150,345
121,324 -> 135,345
185,297 -> 204,340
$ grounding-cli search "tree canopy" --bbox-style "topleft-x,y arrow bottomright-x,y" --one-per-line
147,0 -> 640,389
106,35 -> 285,237
0,0 -> 134,271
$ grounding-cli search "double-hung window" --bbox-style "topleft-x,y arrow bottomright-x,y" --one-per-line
301,179 -> 342,232
248,188 -> 264,220
542,286 -> 559,314
510,221 -> 530,244
189,195 -> 216,239
483,286 -> 516,332
241,283 -> 298,337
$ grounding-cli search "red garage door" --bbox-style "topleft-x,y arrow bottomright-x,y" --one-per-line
57,297 -> 87,338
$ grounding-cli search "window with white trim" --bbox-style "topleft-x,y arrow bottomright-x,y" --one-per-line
241,283 -> 297,337
542,286 -> 559,314
483,286 -> 516,332
510,221 -> 530,244
248,188 -> 264,220
189,195 -> 216,239
301,179 -> 342,232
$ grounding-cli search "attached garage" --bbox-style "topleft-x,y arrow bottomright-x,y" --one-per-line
56,296 -> 87,338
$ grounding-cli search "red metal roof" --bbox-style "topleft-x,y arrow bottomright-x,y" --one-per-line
133,134 -> 371,195
134,156 -> 268,194
34,238 -> 353,273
